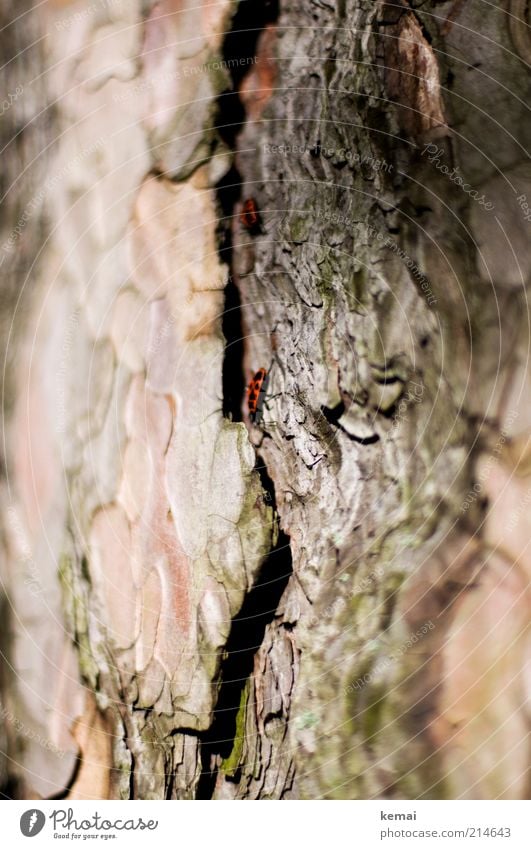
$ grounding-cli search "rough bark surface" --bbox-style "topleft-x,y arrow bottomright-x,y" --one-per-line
1,0 -> 530,800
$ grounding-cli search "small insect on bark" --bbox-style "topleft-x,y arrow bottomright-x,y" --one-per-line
240,198 -> 262,234
247,367 -> 269,423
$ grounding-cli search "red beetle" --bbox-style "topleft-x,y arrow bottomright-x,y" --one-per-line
240,198 -> 261,233
247,367 -> 268,423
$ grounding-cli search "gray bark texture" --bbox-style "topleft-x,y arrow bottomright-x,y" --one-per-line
1,0 -> 530,800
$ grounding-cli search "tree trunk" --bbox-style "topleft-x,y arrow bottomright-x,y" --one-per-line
1,0 -> 530,800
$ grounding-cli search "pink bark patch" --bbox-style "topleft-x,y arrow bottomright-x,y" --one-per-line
89,505 -> 137,650
128,380 -> 194,679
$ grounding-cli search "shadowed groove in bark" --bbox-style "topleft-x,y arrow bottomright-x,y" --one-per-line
200,2 -> 292,796
49,754 -> 82,801
321,401 -> 382,444
197,533 -> 293,798
321,401 -> 346,426
217,0 -> 279,421
217,0 -> 279,148
0,595 -> 15,800
0,778 -> 20,801
218,169 -> 245,422
197,458 -> 293,799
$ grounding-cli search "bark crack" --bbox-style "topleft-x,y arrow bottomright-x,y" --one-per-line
216,0 -> 279,422
197,453 -> 293,798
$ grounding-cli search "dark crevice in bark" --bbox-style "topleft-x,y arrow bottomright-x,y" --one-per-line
0,776 -> 23,801
198,532 -> 293,797
48,753 -> 82,801
378,403 -> 401,420
377,0 -> 409,28
197,460 -> 293,799
321,401 -> 346,425
217,0 -> 279,156
222,0 -> 279,101
220,270 -> 246,421
0,596 -> 16,799
200,0 -> 289,799
322,402 -> 382,445
381,0 -> 436,45
165,758 -> 175,800
217,0 -> 279,422
349,432 -> 381,445
324,404 -> 386,444
373,374 -> 404,386
128,750 -> 135,800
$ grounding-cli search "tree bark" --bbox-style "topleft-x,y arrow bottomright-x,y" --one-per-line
1,0 -> 530,800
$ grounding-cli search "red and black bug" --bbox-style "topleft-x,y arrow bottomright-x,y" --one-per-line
247,367 -> 269,423
240,198 -> 261,234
